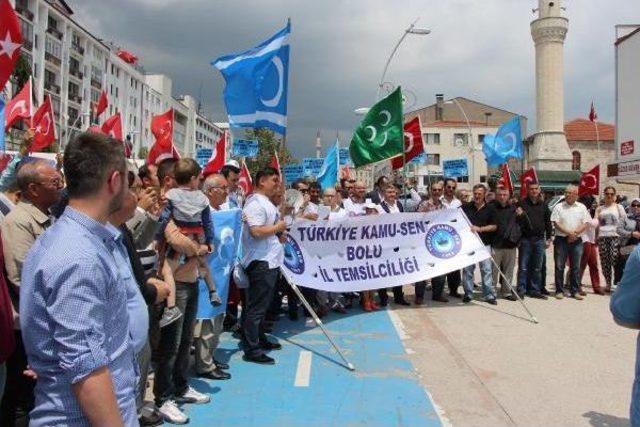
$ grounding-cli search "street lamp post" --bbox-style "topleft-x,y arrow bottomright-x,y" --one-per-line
445,99 -> 475,184
375,19 -> 431,101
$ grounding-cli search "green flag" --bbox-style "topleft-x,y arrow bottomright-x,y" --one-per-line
349,86 -> 404,167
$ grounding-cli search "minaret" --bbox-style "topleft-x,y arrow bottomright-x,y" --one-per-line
529,0 -> 572,170
315,130 -> 322,158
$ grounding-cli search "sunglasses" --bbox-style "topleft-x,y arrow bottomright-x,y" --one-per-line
632,204 -> 640,208
299,188 -> 309,193
605,192 -> 615,196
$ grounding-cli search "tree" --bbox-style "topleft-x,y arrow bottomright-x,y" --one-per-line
10,54 -> 32,96
241,128 -> 297,172
138,146 -> 149,160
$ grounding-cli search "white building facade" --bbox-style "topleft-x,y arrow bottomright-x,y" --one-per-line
9,0 -> 222,159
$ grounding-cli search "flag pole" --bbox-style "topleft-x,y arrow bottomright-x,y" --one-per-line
594,119 -> 601,195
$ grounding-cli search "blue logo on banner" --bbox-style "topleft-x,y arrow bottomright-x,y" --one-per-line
425,224 -> 462,259
282,165 -> 304,183
196,148 -> 213,167
283,235 -> 305,274
303,157 -> 324,176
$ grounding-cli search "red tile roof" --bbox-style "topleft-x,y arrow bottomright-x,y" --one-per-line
564,118 -> 614,142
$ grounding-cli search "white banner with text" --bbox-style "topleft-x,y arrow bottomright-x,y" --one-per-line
280,209 -> 490,292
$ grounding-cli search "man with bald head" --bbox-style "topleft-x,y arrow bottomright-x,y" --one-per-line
343,180 -> 367,216
551,184 -> 591,300
1,159 -> 62,425
193,173 -> 232,381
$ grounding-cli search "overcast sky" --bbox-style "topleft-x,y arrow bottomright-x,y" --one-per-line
70,0 -> 639,159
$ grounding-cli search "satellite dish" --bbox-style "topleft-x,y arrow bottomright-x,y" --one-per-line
285,189 -> 304,212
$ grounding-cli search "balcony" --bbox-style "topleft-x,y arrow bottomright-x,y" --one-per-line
44,81 -> 60,95
45,51 -> 61,67
46,26 -> 63,40
68,94 -> 82,105
69,68 -> 83,80
71,43 -> 85,56
15,6 -> 34,21
90,78 -> 101,89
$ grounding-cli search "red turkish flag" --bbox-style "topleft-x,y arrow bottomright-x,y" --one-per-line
578,165 -> 600,196
203,132 -> 226,177
519,167 -> 539,199
270,150 -> 281,174
117,49 -> 138,64
101,113 -> 123,141
0,0 -> 22,91
391,117 -> 424,169
147,108 -> 176,164
239,161 -> 253,196
95,90 -> 108,117
30,96 -> 56,151
5,77 -> 31,130
589,101 -> 598,123
497,163 -> 513,194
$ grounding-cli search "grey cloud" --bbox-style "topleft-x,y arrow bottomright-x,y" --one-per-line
70,0 -> 639,159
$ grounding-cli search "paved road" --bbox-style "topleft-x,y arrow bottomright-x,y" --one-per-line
184,309 -> 442,427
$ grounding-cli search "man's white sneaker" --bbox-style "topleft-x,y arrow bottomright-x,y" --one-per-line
176,386 -> 210,404
158,400 -> 189,425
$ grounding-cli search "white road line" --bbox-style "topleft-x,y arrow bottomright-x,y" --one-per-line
294,350 -> 312,387
387,309 -> 409,340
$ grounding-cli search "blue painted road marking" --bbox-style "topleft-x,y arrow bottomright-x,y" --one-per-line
184,309 -> 442,426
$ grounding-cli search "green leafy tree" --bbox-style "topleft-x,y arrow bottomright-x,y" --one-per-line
11,54 -> 32,95
138,146 -> 149,160
241,128 -> 297,172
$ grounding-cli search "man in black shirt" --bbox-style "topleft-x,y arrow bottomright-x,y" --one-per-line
515,183 -> 551,299
491,187 -> 519,301
462,184 -> 498,304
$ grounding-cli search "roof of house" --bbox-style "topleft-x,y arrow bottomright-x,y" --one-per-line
615,26 -> 640,46
426,120 -> 492,128
564,118 -> 615,142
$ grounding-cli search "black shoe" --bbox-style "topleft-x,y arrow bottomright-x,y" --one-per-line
540,288 -> 550,296
260,341 -> 282,351
379,299 -> 388,307
214,359 -> 229,370
450,292 -> 463,299
529,293 -> 548,300
198,368 -> 231,380
486,298 -> 498,305
504,294 -> 518,301
139,410 -> 163,427
243,353 -> 275,365
394,299 -> 411,306
432,296 -> 449,303
463,295 -> 472,303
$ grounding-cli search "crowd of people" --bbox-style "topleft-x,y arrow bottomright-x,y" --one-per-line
0,131 -> 638,426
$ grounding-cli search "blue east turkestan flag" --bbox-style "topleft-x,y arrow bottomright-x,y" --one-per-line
482,116 -> 523,167
196,208 -> 243,319
317,140 -> 339,191
212,22 -> 290,136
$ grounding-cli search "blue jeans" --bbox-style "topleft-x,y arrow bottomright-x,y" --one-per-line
553,236 -> 583,295
462,258 -> 496,300
517,237 -> 546,295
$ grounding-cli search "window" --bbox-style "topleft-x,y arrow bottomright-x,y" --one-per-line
572,151 -> 581,171
68,81 -> 79,97
72,33 -> 81,48
91,65 -> 102,81
91,88 -> 100,103
424,133 -> 440,145
426,154 -> 440,165
478,134 -> 485,144
44,69 -> 56,85
47,16 -> 57,30
453,133 -> 468,146
20,19 -> 33,43
44,36 -> 61,58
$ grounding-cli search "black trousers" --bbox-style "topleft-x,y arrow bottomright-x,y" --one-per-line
415,275 -> 446,300
154,281 -> 199,406
377,286 -> 405,304
0,331 -> 35,427
445,270 -> 461,295
243,261 -> 279,357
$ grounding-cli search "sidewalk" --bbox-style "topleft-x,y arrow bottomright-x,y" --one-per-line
395,247 -> 635,427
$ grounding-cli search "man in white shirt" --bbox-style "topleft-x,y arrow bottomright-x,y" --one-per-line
343,180 -> 367,217
241,167 -> 287,365
323,188 -> 347,220
441,178 -> 462,209
551,185 -> 591,300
